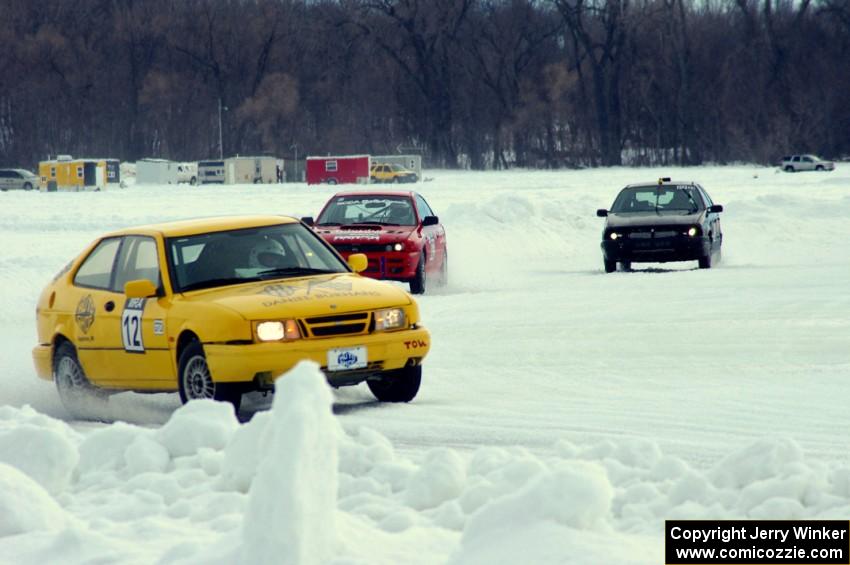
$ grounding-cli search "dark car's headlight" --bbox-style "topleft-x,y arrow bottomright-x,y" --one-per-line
608,231 -> 623,240
686,226 -> 701,237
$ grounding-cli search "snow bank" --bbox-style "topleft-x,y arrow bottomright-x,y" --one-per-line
2,389 -> 850,563
0,405 -> 79,494
156,399 -> 239,457
241,361 -> 340,565
0,462 -> 69,535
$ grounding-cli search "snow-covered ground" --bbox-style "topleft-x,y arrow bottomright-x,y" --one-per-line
1,166 -> 849,563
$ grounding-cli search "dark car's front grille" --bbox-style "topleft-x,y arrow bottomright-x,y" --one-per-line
629,229 -> 679,239
303,312 -> 370,338
626,226 -> 684,239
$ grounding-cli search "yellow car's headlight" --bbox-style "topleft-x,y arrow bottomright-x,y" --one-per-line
374,308 -> 405,331
255,320 -> 301,341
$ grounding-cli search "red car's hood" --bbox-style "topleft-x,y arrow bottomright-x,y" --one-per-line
316,225 -> 417,245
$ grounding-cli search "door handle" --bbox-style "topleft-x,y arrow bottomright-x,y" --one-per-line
104,301 -> 115,312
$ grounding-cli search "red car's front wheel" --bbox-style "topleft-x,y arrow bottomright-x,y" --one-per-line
409,255 -> 426,294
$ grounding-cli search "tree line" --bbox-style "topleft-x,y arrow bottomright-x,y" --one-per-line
0,0 -> 848,170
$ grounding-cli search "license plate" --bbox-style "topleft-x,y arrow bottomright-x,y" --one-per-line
327,346 -> 367,371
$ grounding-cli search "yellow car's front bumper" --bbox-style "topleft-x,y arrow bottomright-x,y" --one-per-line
205,326 -> 430,386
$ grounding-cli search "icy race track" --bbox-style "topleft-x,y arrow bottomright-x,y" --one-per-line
0,166 -> 848,563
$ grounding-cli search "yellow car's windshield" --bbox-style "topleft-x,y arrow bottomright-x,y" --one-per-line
167,223 -> 348,292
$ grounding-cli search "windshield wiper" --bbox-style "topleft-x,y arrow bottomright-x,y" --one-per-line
257,267 -> 340,277
316,222 -> 340,226
180,277 -> 259,292
351,221 -> 400,226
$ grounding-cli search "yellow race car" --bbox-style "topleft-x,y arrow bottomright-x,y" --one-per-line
32,216 -> 430,417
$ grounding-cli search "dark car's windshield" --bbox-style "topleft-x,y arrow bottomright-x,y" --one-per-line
611,186 -> 703,213
167,223 -> 348,292
316,195 -> 417,226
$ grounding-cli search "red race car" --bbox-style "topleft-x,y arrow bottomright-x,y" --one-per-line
304,191 -> 447,294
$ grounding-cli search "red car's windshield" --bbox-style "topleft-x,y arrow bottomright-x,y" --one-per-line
317,195 -> 417,227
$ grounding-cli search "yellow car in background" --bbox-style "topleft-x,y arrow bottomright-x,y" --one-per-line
32,216 -> 430,417
370,163 -> 418,184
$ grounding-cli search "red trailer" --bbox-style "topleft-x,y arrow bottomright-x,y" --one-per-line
306,155 -> 371,185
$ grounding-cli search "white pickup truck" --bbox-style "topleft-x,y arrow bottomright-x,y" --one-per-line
780,154 -> 835,172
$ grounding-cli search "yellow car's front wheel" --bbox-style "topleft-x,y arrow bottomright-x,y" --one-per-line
367,364 -> 421,402
178,342 -> 242,412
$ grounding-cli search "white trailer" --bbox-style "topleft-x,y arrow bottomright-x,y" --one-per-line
224,156 -> 281,184
136,159 -> 179,185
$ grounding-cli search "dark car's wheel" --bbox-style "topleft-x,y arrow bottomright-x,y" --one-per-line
178,341 -> 242,412
367,365 -> 421,402
409,255 -> 426,294
699,237 -> 722,269
604,259 -> 616,273
619,261 -> 632,271
54,341 -> 107,419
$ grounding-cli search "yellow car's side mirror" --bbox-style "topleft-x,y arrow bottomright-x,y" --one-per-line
347,253 -> 368,273
125,279 -> 158,298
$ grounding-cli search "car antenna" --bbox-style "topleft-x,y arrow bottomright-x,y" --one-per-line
656,177 -> 669,214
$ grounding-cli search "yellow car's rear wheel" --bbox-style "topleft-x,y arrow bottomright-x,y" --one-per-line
54,341 -> 107,420
178,342 -> 242,412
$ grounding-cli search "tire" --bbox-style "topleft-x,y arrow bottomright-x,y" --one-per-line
619,261 -> 631,271
409,254 -> 426,294
392,177 -> 400,184
190,176 -> 197,186
604,259 -> 616,273
23,183 -> 33,191
178,341 -> 242,412
784,165 -> 795,172
367,364 -> 421,402
54,341 -> 107,420
815,165 -> 824,171
326,178 -> 337,185
698,249 -> 713,269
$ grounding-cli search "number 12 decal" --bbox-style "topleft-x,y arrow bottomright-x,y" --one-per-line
122,298 -> 146,353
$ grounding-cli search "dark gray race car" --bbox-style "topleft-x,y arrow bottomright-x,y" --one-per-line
596,178 -> 723,272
